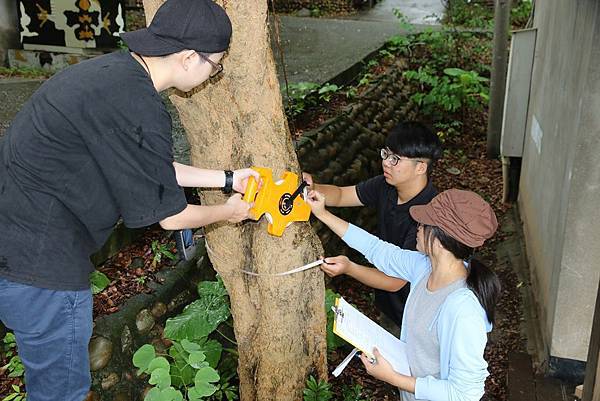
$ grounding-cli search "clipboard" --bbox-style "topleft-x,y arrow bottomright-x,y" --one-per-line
332,296 -> 411,376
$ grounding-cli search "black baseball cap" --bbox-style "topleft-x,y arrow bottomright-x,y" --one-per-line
121,0 -> 232,56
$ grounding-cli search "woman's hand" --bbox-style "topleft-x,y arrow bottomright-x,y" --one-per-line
225,193 -> 253,223
232,168 -> 261,193
360,348 -> 397,384
305,189 -> 327,218
320,255 -> 353,277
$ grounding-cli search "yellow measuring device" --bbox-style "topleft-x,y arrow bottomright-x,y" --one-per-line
242,167 -> 311,236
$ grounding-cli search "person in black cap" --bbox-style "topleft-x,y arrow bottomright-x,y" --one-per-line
0,0 -> 249,400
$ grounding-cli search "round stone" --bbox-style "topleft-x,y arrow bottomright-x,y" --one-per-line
136,309 -> 155,334
89,336 -> 113,371
150,302 -> 167,318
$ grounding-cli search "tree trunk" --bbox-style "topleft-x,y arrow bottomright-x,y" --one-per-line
140,1 -> 328,400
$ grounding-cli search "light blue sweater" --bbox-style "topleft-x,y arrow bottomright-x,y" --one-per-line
343,224 -> 492,401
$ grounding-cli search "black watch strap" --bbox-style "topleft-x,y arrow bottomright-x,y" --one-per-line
223,170 -> 234,194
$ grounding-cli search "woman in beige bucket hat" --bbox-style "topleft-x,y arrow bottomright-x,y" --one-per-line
307,188 -> 501,401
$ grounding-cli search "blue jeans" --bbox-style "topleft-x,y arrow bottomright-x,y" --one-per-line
0,277 -> 93,401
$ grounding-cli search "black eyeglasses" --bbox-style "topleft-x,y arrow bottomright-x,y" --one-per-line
380,148 -> 426,167
198,52 -> 223,78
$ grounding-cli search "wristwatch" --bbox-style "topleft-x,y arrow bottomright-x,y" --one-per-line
223,170 -> 234,194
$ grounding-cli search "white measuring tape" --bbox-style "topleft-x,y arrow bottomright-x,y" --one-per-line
241,259 -> 324,277
205,240 -> 324,277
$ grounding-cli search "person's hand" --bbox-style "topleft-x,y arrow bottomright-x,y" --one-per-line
225,193 -> 253,223
360,348 -> 397,384
305,190 -> 327,217
302,172 -> 315,189
232,168 -> 261,194
320,255 -> 353,277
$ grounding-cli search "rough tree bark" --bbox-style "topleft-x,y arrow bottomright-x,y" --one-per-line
141,1 -> 328,400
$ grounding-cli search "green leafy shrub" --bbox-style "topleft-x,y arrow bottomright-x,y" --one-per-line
404,66 -> 489,119
303,375 -> 332,401
164,278 -> 231,341
283,82 -> 341,117
341,383 -> 370,401
2,384 -> 26,401
133,278 -> 238,401
2,333 -> 26,401
133,340 -> 221,401
2,333 -> 24,379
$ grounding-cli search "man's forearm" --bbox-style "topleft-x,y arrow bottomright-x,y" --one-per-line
160,204 -> 232,230
314,184 -> 342,206
173,162 -> 225,188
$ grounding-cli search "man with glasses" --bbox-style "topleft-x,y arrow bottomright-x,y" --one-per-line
304,122 -> 442,332
0,0 -> 253,400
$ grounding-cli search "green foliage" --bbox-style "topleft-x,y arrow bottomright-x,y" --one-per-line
134,277 -> 239,401
443,0 -> 532,29
1,334 -> 26,401
303,376 -> 333,401
209,371 -> 238,401
90,270 -> 110,294
283,82 -> 342,117
392,8 -> 415,32
358,73 -> 373,87
151,240 -> 177,267
404,66 -> 489,119
442,0 -> 493,29
318,84 -> 341,102
133,339 -> 222,401
341,383 -> 370,401
285,82 -> 320,117
2,385 -> 26,401
164,278 -> 231,341
324,290 -> 347,351
434,120 -> 463,143
0,66 -> 53,79
384,35 -> 411,56
1,333 -> 24,379
511,0 -> 532,28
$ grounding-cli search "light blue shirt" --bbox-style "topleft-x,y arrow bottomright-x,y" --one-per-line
343,223 -> 492,401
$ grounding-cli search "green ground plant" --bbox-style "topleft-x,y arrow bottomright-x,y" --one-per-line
1,334 -> 24,380
133,278 -> 237,401
284,82 -> 342,117
303,376 -> 333,401
404,66 -> 489,119
0,66 -> 53,79
1,333 -> 25,401
442,0 -> 532,29
151,240 -> 177,268
341,383 -> 370,401
1,385 -> 25,401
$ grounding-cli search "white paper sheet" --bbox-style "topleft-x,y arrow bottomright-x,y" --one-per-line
334,297 -> 410,376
